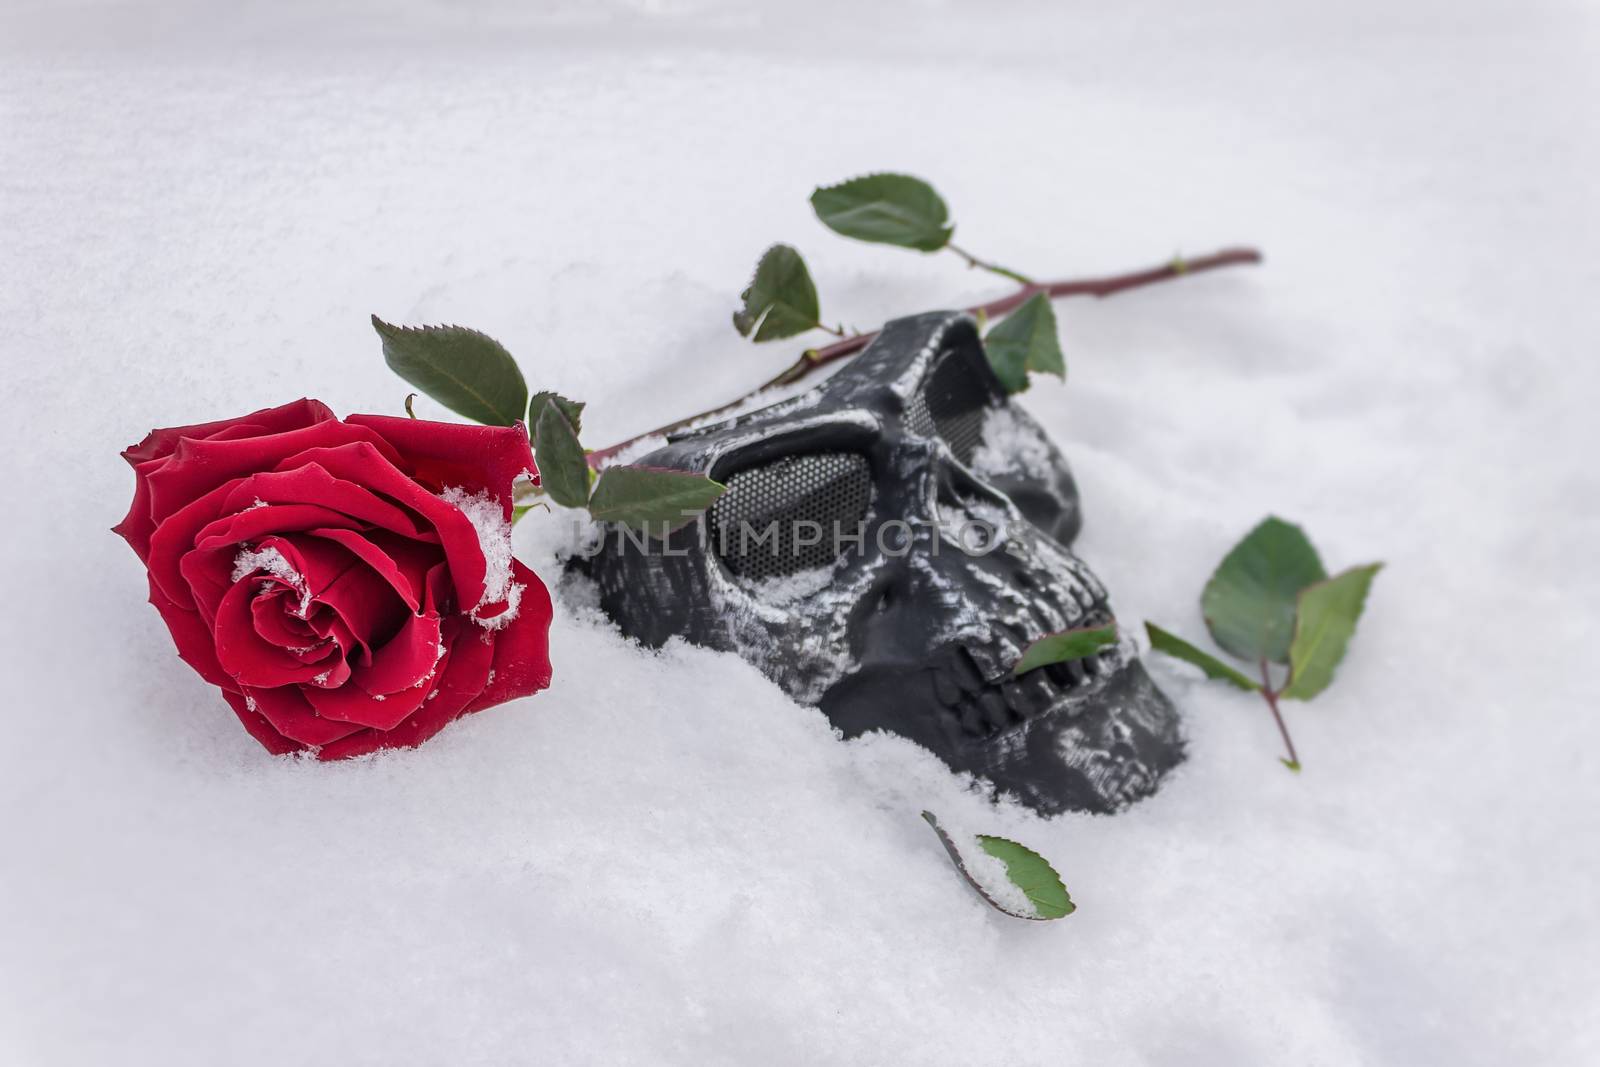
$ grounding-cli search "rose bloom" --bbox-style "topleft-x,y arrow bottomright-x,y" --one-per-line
114,399 -> 553,758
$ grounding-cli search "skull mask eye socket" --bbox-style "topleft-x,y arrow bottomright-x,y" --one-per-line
905,346 -> 1001,465
707,452 -> 873,581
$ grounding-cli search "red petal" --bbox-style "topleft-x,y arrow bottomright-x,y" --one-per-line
310,551 -> 409,650
213,580 -> 338,688
281,441 -> 490,610
121,399 -> 336,467
112,457 -> 164,562
144,420 -> 392,534
146,478 -> 251,609
220,689 -> 308,756
303,671 -> 429,730
241,685 -> 368,747
467,559 -> 554,712
177,536 -> 240,626
346,415 -> 535,518
305,528 -> 426,613
249,592 -> 326,653
192,502 -> 365,552
219,464 -> 431,540
316,617 -> 494,760
146,576 -> 233,689
351,610 -> 444,696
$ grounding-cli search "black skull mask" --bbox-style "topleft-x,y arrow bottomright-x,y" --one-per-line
581,311 -> 1183,814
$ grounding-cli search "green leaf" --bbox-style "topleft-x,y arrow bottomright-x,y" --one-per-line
588,465 -> 726,534
810,173 -> 954,252
1201,516 -> 1327,665
511,481 -> 548,524
1282,563 -> 1382,700
532,403 -> 591,509
984,293 -> 1064,394
977,835 -> 1075,920
1144,622 -> 1261,692
920,812 -> 1073,921
732,244 -> 823,342
528,391 -> 585,437
1013,621 -> 1118,677
371,316 -> 528,427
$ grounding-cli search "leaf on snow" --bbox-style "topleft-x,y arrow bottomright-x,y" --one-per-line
1282,563 -> 1382,700
371,316 -> 528,427
1144,622 -> 1261,692
1201,516 -> 1327,665
984,292 -> 1064,394
922,812 -> 1074,921
810,173 -> 954,252
732,244 -> 823,342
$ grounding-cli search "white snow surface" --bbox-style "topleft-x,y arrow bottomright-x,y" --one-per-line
3,2 -> 1599,1064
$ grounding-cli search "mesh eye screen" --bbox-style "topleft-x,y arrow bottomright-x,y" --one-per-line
708,452 -> 872,580
924,349 -> 992,463
905,349 -> 993,465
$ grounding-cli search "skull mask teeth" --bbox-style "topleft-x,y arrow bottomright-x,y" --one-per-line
579,311 -> 1184,815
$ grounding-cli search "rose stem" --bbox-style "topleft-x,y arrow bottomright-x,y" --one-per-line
588,246 -> 1262,465
1259,659 -> 1301,772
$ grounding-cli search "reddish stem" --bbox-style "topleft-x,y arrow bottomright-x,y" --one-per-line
589,245 -> 1262,464
1259,660 -> 1301,771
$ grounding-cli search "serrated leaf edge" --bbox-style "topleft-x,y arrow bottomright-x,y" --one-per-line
1200,515 -> 1328,665
921,812 -> 1071,922
733,243 -> 820,342
532,403 -> 591,509
371,315 -> 527,426
587,465 -> 727,533
1282,562 -> 1383,701
810,173 -> 955,251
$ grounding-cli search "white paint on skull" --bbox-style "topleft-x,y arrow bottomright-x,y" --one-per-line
738,564 -> 837,605
717,557 -> 874,704
676,409 -> 880,459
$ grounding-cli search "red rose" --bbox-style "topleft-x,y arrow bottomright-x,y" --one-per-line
114,399 -> 553,759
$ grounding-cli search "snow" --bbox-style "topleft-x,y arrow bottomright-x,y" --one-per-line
440,485 -> 524,628
231,545 -> 312,616
929,812 -> 1043,919
971,406 -> 1053,482
3,2 -> 1599,1065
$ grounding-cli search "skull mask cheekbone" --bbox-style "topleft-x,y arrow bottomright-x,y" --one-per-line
581,311 -> 1184,814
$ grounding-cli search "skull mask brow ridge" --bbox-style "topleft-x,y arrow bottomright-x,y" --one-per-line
579,310 -> 1184,815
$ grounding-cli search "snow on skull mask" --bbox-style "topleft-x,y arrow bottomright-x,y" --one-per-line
583,311 -> 1183,814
